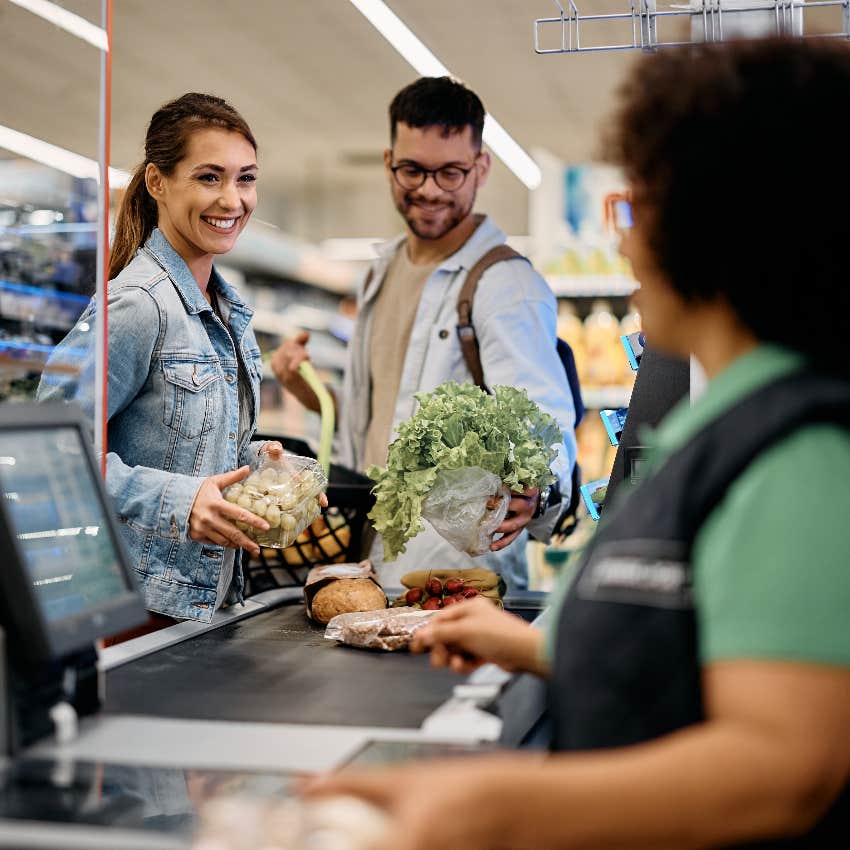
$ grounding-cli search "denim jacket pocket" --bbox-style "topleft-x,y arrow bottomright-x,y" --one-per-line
161,358 -> 221,440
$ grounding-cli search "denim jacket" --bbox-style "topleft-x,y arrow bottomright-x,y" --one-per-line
38,229 -> 263,622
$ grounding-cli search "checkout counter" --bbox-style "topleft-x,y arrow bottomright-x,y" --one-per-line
0,404 -> 547,850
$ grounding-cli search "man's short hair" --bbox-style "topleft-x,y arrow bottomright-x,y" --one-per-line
605,37 -> 850,375
389,77 -> 485,149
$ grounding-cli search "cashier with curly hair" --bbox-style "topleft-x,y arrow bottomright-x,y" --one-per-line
306,37 -> 850,850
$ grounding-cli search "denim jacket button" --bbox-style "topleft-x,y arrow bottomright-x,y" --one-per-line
225,374 -> 234,383
228,432 -> 236,440
438,329 -> 449,339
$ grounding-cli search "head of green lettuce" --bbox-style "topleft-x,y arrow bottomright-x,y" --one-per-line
367,381 -> 561,561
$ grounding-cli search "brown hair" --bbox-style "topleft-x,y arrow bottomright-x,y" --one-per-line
604,37 -> 850,376
109,93 -> 257,279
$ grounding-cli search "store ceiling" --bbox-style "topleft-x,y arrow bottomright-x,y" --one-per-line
0,0 -> 646,238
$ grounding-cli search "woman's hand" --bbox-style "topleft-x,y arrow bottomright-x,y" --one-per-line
490,485 -> 539,552
258,440 -> 285,461
188,466 -> 268,556
411,597 -> 549,677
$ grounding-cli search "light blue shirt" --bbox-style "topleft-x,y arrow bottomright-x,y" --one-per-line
339,215 -> 577,590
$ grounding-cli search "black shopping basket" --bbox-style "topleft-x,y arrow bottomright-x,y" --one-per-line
243,433 -> 376,595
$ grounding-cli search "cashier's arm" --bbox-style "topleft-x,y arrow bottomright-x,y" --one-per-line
307,661 -> 850,850
508,662 -> 850,850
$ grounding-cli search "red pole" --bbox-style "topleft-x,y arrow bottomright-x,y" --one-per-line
100,0 -> 112,478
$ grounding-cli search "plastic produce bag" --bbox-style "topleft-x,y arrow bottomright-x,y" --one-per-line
223,452 -> 327,548
324,607 -> 436,651
421,466 -> 510,557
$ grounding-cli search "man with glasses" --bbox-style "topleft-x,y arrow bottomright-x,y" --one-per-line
272,77 -> 576,590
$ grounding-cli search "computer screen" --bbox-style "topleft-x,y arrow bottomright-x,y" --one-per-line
0,427 -> 128,623
0,409 -> 145,661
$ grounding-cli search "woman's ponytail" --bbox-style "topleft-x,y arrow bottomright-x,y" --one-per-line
108,164 -> 158,279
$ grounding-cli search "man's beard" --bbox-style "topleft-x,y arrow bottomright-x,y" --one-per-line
396,187 -> 476,241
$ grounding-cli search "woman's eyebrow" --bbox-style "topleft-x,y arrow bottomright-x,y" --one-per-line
190,163 -> 258,173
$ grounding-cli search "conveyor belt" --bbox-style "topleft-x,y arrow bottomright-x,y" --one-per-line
104,602 -> 461,728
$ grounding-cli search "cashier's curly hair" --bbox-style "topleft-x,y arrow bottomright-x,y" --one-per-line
605,37 -> 850,376
109,93 -> 256,279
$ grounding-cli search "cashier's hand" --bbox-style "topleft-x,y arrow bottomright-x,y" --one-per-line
188,466 -> 268,556
490,485 -> 539,552
411,598 -> 549,677
301,755 -> 538,850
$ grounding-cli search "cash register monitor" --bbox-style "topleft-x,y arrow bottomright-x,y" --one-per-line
0,403 -> 146,663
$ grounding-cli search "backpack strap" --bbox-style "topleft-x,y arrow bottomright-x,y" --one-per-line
456,244 -> 528,390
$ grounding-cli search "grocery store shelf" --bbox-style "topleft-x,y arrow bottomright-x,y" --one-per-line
547,274 -> 637,297
0,340 -> 81,375
582,385 -> 633,409
1,278 -> 88,332
0,278 -> 89,306
227,222 -> 358,294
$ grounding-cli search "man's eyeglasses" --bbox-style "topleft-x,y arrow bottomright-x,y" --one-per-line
390,157 -> 480,192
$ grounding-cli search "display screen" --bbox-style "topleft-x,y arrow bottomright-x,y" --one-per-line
0,426 -> 129,623
344,739 -> 498,767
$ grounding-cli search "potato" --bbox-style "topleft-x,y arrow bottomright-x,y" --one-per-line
266,505 -> 281,528
236,494 -> 253,510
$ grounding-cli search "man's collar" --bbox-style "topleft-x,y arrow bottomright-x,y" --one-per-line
373,214 -> 505,270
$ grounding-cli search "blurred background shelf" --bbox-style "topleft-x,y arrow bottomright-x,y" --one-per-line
581,385 -> 633,410
547,274 -> 637,298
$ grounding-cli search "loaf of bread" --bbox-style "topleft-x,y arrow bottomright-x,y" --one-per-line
310,578 -> 387,624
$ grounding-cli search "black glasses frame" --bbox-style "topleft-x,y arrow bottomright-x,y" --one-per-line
389,156 -> 481,192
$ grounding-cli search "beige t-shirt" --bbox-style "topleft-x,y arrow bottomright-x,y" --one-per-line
364,244 -> 439,469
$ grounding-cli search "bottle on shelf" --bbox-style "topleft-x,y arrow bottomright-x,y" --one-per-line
583,299 -> 622,387
556,301 -> 587,386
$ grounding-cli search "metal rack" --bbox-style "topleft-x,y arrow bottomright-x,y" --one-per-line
534,0 -> 850,54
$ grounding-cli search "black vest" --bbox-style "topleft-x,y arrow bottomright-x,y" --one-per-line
549,371 -> 850,848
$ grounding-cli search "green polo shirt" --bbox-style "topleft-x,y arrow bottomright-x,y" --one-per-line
544,345 -> 850,667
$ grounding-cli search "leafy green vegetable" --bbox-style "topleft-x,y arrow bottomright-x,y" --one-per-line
368,382 -> 562,560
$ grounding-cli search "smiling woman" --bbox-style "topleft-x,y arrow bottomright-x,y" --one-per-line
38,93 -> 288,631
109,93 -> 258,282
144,128 -> 257,283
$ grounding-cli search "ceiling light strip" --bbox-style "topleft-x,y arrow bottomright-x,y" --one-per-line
348,0 -> 542,189
0,125 -> 129,187
8,0 -> 109,51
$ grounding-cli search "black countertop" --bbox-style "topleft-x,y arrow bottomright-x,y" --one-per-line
104,601 -> 462,728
